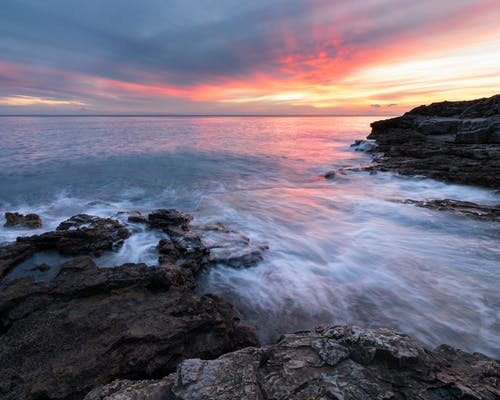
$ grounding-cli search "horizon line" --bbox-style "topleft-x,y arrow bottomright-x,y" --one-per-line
0,113 -> 395,118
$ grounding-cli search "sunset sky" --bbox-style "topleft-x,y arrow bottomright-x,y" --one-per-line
1,0 -> 499,115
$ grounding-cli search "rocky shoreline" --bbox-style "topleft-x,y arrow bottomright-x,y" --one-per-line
367,94 -> 500,190
0,209 -> 498,399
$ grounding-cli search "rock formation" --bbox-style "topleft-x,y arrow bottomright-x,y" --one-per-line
4,212 -> 42,229
0,257 -> 258,400
368,94 -> 500,189
17,214 -> 131,256
86,325 -> 500,400
0,209 -> 264,399
402,199 -> 500,222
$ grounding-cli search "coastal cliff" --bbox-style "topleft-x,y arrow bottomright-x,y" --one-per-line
368,94 -> 500,189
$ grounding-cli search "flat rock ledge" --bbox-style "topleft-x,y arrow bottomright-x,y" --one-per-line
402,199 -> 500,222
86,325 -> 500,400
367,94 -> 500,189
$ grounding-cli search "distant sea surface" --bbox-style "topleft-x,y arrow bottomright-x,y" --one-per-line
0,116 -> 499,356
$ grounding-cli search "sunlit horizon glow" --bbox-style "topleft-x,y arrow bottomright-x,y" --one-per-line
1,0 -> 499,115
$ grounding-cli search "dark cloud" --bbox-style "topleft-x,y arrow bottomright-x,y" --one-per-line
0,0 -> 496,113
1,0 -> 477,86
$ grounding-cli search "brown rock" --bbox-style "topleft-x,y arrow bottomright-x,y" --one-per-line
4,212 -> 42,229
0,257 -> 258,400
17,214 -> 130,256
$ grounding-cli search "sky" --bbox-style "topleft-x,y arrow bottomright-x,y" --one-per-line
1,0 -> 499,115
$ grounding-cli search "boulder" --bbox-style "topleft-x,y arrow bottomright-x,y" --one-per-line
4,212 -> 42,229
86,325 -> 500,400
0,257 -> 258,400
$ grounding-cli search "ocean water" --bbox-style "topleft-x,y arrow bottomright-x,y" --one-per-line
0,116 -> 499,357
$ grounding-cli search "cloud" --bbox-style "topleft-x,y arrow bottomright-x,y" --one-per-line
0,95 -> 86,106
1,0 -> 499,113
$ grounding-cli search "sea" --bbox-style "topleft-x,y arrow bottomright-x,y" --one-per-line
0,115 -> 499,357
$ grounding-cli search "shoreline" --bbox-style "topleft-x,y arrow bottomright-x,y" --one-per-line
1,206 -> 499,399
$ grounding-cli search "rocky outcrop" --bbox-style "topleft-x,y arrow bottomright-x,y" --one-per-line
129,210 -> 268,272
403,199 -> 500,222
0,257 -> 258,400
86,325 -> 500,400
4,212 -> 42,229
367,94 -> 500,189
17,214 -> 130,256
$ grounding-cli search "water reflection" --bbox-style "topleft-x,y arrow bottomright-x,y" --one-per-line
0,116 -> 499,357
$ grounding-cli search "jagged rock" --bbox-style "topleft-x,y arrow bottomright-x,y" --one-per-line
86,325 -> 500,400
156,229 -> 209,273
17,214 -> 130,256
0,257 -> 258,400
147,209 -> 193,232
403,199 -> 500,222
368,94 -> 500,189
4,212 -> 42,229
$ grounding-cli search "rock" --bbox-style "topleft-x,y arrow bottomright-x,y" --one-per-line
17,214 -> 130,256
324,170 -> 336,179
193,223 -> 268,268
367,94 -> 500,189
29,263 -> 51,272
403,199 -> 500,222
350,139 -> 377,153
147,209 -> 193,232
4,212 -> 42,229
0,242 -> 36,280
86,325 -> 500,400
157,230 -> 209,273
0,257 -> 258,400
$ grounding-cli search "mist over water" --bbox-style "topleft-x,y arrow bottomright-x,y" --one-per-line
0,116 -> 499,357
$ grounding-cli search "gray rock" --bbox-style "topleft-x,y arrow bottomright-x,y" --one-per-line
193,223 -> 268,268
86,325 -> 500,400
4,212 -> 42,229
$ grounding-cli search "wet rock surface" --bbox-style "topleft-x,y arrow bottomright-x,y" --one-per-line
17,214 -> 130,256
192,223 -> 269,268
0,256 -> 258,400
0,242 -> 35,280
403,199 -> 500,222
86,325 -> 500,400
128,210 -> 269,272
367,94 -> 500,189
4,212 -> 42,229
